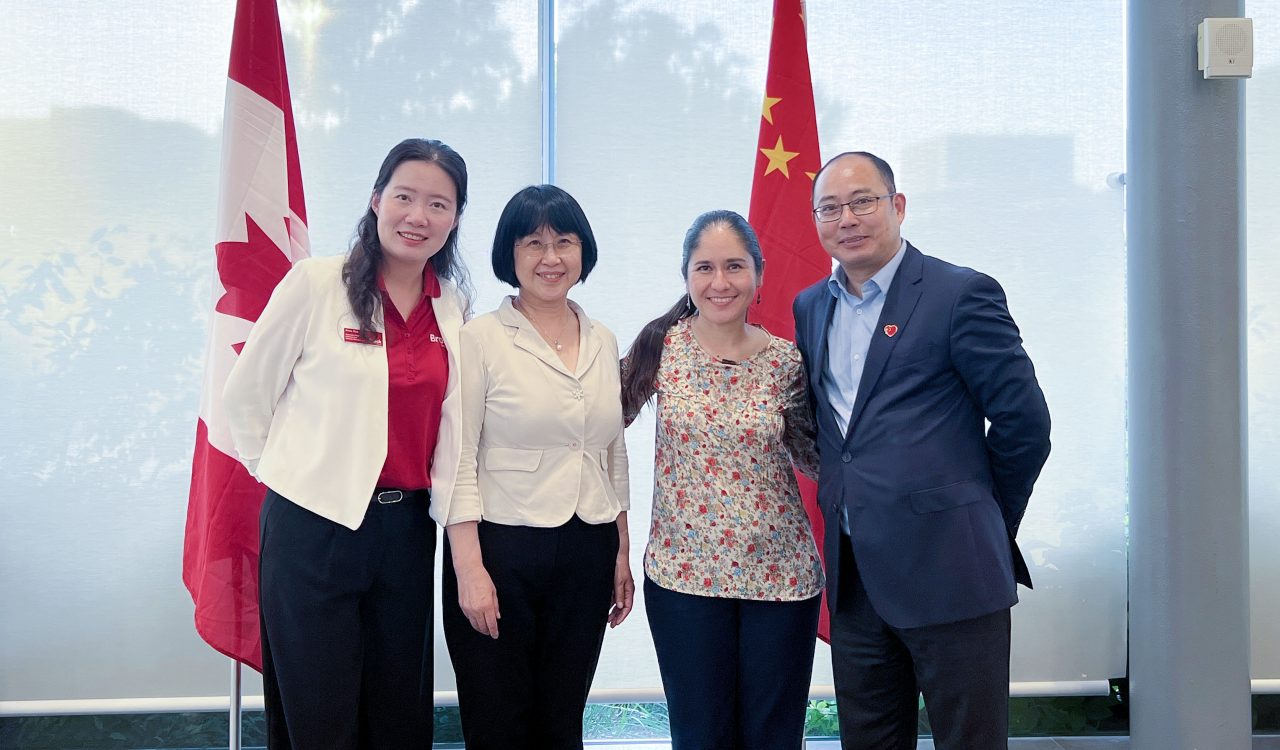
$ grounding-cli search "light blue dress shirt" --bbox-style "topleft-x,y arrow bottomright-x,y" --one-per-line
823,240 -> 908,535
822,239 -> 908,436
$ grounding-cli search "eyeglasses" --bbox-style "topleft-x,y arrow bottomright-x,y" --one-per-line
516,236 -> 582,255
813,193 -> 897,223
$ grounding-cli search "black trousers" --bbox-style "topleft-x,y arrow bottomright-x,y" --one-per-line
442,516 -> 618,750
258,488 -> 436,750
645,577 -> 821,750
830,533 -> 1011,750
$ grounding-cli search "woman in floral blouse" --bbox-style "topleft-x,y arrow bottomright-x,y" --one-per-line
622,209 -> 823,750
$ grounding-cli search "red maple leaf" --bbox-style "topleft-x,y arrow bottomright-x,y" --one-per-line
215,213 -> 294,326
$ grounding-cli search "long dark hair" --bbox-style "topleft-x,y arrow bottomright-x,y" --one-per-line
621,210 -> 764,420
343,138 -> 471,340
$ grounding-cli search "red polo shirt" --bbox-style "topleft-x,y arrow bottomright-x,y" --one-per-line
376,266 -> 448,490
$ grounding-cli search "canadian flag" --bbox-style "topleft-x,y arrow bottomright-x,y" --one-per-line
183,0 -> 308,671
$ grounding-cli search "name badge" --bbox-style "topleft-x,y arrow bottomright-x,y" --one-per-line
343,328 -> 383,346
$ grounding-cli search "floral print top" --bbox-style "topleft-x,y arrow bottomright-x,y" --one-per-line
641,318 -> 824,601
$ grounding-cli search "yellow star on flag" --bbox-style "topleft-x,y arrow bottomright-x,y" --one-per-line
762,95 -> 782,124
760,136 -> 800,178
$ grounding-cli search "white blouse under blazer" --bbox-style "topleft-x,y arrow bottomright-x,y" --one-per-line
446,297 -> 629,527
223,254 -> 466,530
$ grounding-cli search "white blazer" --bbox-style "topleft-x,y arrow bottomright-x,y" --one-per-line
223,254 -> 466,530
444,297 -> 629,528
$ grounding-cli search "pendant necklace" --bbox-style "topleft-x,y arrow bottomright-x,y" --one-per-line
516,298 -> 570,351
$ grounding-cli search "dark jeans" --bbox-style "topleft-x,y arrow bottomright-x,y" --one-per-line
645,577 -> 821,750
258,488 -> 436,750
442,516 -> 619,750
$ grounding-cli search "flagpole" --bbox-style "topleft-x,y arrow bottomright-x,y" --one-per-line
229,660 -> 242,750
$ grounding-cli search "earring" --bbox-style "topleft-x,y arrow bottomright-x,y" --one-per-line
755,291 -> 762,305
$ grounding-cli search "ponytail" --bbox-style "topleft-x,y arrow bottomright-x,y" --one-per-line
621,294 -> 696,422
622,208 -> 763,422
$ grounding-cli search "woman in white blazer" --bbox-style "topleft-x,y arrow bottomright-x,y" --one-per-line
223,138 -> 470,750
441,185 -> 633,749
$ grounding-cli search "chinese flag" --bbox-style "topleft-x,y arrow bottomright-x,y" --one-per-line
748,0 -> 831,641
183,0 -> 309,671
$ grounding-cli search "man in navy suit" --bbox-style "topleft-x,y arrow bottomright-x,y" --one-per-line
793,152 -> 1051,750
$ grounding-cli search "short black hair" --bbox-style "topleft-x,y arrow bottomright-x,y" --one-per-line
490,184 -> 599,287
812,151 -> 897,202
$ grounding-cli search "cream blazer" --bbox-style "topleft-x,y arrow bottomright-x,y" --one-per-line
223,254 -> 466,530
444,297 -> 629,527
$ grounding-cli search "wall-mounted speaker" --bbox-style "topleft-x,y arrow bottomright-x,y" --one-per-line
1197,18 -> 1254,79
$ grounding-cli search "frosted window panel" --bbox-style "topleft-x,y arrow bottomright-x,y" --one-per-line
559,0 -> 1128,693
0,1 -> 231,131
1247,5 -> 1280,681
2,0 -> 1133,707
805,0 -> 1128,683
0,0 -> 237,703
555,0 -> 780,693
0,0 -> 540,704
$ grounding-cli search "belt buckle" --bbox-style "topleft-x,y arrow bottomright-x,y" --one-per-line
375,490 -> 404,504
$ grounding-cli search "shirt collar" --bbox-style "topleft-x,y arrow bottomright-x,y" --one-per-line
377,263 -> 442,300
826,239 -> 908,301
497,295 -> 589,332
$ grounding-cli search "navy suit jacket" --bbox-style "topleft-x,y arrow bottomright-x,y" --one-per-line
793,243 -> 1050,629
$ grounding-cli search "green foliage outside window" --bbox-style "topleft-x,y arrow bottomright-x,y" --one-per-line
8,691 -> 1280,748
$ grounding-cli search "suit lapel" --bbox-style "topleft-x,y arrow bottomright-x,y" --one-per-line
500,296 -> 579,379
809,290 -> 838,401
513,326 -> 572,375
576,315 -> 603,378
844,244 -> 925,443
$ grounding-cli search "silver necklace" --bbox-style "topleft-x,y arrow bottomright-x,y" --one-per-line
516,298 -> 571,351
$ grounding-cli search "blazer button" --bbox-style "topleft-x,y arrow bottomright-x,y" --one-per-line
841,452 -> 852,463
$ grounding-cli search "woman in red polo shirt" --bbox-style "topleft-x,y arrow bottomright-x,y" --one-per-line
223,138 -> 470,750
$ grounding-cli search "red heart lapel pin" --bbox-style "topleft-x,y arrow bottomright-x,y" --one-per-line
883,324 -> 899,338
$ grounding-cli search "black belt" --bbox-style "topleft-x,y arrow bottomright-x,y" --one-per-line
372,488 -> 430,505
